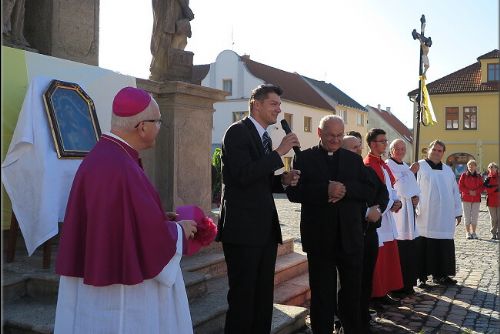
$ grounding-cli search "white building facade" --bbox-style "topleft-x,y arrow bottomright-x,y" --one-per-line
197,50 -> 368,170
199,50 -> 337,170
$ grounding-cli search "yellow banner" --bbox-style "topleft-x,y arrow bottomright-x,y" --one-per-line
420,75 -> 437,126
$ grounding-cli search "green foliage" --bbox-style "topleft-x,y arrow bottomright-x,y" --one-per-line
211,148 -> 222,204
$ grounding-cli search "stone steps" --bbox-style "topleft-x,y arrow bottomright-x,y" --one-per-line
274,273 -> 311,307
3,294 -> 307,334
3,237 -> 310,334
189,276 -> 308,334
3,297 -> 55,334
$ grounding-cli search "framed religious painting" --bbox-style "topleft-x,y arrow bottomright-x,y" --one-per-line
43,80 -> 101,159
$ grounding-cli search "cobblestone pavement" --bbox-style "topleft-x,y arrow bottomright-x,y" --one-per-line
274,194 -> 500,334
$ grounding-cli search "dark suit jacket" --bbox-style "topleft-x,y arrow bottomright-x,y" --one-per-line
216,117 -> 285,245
286,146 -> 375,256
363,166 -> 390,232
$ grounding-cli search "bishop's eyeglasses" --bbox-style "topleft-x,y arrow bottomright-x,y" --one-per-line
135,119 -> 163,128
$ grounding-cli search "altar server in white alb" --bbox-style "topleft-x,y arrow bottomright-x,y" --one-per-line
415,140 -> 462,287
386,139 -> 421,295
54,87 -> 197,334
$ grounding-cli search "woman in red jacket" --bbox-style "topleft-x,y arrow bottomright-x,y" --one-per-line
458,160 -> 484,239
484,162 -> 500,240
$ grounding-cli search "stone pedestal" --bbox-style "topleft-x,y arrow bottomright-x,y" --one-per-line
165,49 -> 194,82
24,0 -> 99,66
137,79 -> 226,214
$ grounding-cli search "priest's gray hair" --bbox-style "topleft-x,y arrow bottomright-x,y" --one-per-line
319,115 -> 343,130
111,99 -> 159,131
389,138 -> 406,153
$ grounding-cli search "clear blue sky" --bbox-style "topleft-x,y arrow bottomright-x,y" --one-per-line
100,0 -> 499,127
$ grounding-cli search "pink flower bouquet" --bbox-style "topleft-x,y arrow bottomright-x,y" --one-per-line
175,205 -> 217,256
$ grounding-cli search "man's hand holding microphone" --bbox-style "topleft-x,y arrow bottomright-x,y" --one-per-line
278,119 -> 301,187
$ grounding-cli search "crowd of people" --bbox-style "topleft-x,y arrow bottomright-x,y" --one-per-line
53,84 -> 499,334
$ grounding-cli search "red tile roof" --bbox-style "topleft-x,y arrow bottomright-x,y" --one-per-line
366,105 -> 413,143
477,49 -> 499,60
240,56 -> 335,111
408,49 -> 499,96
302,76 -> 366,111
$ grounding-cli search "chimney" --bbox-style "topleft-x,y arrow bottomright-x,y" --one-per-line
386,107 -> 391,114
242,54 -> 250,59
377,104 -> 381,110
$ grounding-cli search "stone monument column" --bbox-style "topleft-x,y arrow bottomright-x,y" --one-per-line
137,79 -> 226,213
23,0 -> 99,65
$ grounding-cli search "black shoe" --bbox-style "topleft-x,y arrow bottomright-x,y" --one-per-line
433,276 -> 457,286
417,279 -> 430,289
440,276 -> 458,285
374,294 -> 400,306
389,289 -> 408,299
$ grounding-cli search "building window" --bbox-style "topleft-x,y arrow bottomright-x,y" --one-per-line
445,107 -> 459,130
284,113 -> 293,130
284,157 -> 293,172
304,116 -> 312,132
223,79 -> 233,95
463,106 -> 477,130
232,111 -> 247,122
356,113 -> 364,126
337,109 -> 347,124
487,63 -> 500,81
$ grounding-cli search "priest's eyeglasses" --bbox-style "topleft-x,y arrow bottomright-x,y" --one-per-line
135,119 -> 163,128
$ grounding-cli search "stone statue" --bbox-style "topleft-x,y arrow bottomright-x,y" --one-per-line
2,0 -> 30,47
420,40 -> 430,76
150,0 -> 194,82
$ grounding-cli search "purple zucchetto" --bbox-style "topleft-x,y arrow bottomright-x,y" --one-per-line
112,87 -> 152,117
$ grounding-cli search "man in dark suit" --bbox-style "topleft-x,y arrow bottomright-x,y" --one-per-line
286,115 -> 374,334
343,135 -> 389,333
217,84 -> 300,334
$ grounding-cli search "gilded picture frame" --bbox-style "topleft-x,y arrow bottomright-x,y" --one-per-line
43,80 -> 101,159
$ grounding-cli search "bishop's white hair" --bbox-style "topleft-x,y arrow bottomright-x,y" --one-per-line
111,99 -> 159,131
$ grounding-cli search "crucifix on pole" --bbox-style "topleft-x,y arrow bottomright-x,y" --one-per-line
412,15 -> 432,162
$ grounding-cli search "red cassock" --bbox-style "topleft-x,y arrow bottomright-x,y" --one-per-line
56,134 -> 186,286
364,154 -> 403,297
371,240 -> 403,297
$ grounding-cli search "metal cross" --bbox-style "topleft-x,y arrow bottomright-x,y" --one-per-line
412,14 -> 433,162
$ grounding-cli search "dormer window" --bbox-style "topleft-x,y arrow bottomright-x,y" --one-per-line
487,63 -> 499,81
223,79 -> 233,95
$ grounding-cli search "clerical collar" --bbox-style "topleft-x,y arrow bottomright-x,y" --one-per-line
390,157 -> 404,165
105,132 -> 133,149
248,115 -> 267,140
319,143 -> 339,156
425,159 -> 443,170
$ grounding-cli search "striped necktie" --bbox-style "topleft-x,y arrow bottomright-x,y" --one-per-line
262,131 -> 272,155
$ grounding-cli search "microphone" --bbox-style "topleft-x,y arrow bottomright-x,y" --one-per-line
280,119 -> 301,155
